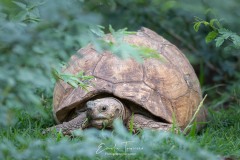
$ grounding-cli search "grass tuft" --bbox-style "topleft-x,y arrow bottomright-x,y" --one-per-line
0,103 -> 240,159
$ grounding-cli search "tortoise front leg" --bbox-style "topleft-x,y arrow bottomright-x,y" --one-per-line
127,114 -> 174,133
43,111 -> 89,135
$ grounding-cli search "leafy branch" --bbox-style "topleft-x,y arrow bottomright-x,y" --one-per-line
193,17 -> 240,48
52,68 -> 94,90
12,0 -> 44,23
90,25 -> 165,62
216,28 -> 240,47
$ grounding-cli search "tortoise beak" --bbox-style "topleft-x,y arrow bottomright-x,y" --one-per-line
90,117 -> 110,129
88,114 -> 108,121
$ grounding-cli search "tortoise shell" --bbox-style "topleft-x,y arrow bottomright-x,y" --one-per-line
53,27 -> 202,128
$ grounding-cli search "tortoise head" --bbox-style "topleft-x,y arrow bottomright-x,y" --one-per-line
86,97 -> 126,129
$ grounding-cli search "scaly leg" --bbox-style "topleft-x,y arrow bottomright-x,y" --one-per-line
127,114 -> 174,133
43,111 -> 89,135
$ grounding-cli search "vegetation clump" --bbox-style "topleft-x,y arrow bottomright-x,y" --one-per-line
0,0 -> 240,159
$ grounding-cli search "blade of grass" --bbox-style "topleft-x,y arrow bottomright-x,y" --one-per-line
183,94 -> 207,134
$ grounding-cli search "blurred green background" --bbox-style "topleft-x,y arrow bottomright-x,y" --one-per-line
0,0 -> 240,159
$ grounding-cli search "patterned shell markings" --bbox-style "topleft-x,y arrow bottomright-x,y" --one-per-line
53,27 -> 202,128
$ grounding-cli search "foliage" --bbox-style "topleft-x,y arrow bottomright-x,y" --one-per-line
216,28 -> 240,48
183,95 -> 207,134
193,16 -> 240,105
90,25 -> 164,61
52,69 -> 94,90
197,105 -> 240,159
0,0 -> 101,127
1,0 -> 240,159
194,17 -> 240,48
193,18 -> 221,43
0,111 -> 221,160
2,104 -> 240,159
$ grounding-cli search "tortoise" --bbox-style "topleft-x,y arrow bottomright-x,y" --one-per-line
46,27 -> 207,135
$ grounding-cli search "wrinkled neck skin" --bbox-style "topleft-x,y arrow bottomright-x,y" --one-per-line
108,97 -> 131,123
120,102 -> 132,125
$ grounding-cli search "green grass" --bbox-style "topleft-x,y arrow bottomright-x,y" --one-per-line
0,104 -> 240,160
196,106 -> 240,158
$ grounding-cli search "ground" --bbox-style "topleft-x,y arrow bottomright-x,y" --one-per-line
0,102 -> 239,160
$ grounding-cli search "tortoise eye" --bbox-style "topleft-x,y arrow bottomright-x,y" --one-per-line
102,106 -> 107,111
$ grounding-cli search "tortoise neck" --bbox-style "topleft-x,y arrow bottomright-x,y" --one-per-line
123,106 -> 131,121
107,97 -> 131,121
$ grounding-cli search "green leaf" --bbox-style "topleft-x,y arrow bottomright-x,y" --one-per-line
209,19 -> 217,27
13,1 -> 27,9
69,76 -> 81,82
205,31 -> 218,43
51,68 -> 94,89
214,28 -> 240,47
109,25 -> 115,34
215,36 -> 225,47
51,68 -> 61,81
128,113 -> 134,134
90,25 -> 105,38
68,80 -> 78,88
193,22 -> 201,32
232,35 -> 240,47
203,21 -> 209,26
193,18 -> 222,34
